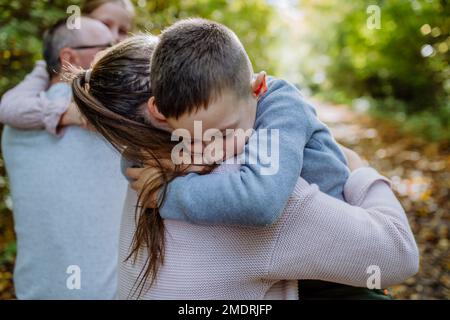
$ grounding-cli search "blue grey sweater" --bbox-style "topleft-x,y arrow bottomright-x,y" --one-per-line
157,78 -> 350,225
2,83 -> 128,299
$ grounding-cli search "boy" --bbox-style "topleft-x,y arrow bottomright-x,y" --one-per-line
134,18 -> 390,299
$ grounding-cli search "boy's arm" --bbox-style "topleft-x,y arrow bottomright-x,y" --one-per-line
0,61 -> 70,135
159,80 -> 313,226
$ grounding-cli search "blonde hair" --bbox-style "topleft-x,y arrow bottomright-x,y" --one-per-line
82,0 -> 135,16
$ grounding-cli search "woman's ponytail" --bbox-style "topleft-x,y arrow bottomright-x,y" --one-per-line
69,36 -> 215,298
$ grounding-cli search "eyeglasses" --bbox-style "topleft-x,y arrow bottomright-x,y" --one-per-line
70,43 -> 114,50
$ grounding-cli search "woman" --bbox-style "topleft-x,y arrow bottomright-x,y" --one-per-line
71,35 -> 419,299
83,0 -> 134,43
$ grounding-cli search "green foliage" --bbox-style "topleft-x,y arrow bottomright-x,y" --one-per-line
0,0 -> 83,95
133,0 -> 277,75
292,0 -> 449,141
0,241 -> 15,265
0,0 -> 277,97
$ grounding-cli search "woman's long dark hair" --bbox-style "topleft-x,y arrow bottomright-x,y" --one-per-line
70,35 -> 214,298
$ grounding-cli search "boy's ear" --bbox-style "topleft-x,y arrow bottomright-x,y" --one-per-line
146,97 -> 173,132
147,97 -> 166,122
251,71 -> 268,98
147,96 -> 167,122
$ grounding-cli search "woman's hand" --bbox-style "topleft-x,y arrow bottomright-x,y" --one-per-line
126,160 -> 209,208
126,166 -> 160,207
339,145 -> 368,171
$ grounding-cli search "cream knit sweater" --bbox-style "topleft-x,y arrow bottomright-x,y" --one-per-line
117,167 -> 419,299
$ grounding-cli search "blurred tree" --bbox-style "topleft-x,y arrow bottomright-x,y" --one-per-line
133,0 -> 277,75
294,0 -> 449,141
0,0 -> 83,95
0,0 -> 277,97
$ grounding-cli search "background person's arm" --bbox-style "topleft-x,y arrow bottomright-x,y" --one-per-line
0,60 -> 71,135
266,167 -> 419,288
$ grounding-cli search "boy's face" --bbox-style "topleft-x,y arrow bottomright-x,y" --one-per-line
166,90 -> 257,162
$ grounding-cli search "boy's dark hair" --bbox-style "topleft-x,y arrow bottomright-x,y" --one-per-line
150,18 -> 254,119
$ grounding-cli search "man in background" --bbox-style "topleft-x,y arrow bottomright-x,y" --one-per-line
0,17 -> 128,299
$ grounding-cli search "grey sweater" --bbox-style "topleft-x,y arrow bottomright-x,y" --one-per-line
1,79 -> 128,299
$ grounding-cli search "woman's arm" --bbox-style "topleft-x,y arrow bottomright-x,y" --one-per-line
0,61 -> 71,135
266,167 -> 419,288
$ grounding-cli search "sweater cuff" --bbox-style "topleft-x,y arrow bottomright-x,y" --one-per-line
344,167 -> 391,206
34,60 -> 49,79
42,93 -> 71,136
